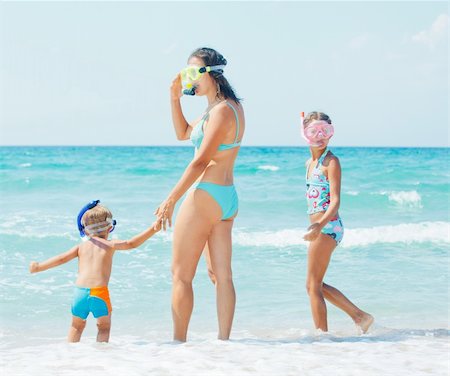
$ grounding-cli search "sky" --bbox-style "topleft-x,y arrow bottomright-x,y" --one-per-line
0,1 -> 448,147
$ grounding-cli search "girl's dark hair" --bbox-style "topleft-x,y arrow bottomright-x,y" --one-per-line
303,111 -> 332,127
189,47 -> 242,104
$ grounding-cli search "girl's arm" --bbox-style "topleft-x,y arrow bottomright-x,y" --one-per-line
317,156 -> 342,228
155,105 -> 234,229
29,245 -> 79,273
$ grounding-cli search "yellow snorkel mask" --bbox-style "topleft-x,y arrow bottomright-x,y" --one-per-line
180,65 -> 225,96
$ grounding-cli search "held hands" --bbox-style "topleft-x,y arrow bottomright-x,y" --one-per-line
170,74 -> 183,101
29,261 -> 40,273
303,222 -> 322,242
154,198 -> 175,231
151,220 -> 162,232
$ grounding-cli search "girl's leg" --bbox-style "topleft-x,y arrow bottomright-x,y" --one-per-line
306,233 -> 337,331
207,219 -> 236,340
172,189 -> 221,342
322,284 -> 374,333
68,316 -> 86,342
96,314 -> 111,342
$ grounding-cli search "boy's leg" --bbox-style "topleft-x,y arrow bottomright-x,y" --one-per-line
96,314 -> 111,342
68,316 -> 86,342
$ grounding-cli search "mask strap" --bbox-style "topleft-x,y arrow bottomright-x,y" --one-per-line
77,199 -> 100,237
84,218 -> 117,236
202,65 -> 226,73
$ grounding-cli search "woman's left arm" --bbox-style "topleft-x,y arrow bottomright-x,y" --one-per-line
154,106 -> 233,230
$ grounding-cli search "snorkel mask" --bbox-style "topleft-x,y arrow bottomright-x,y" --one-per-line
77,199 -> 117,237
301,112 -> 334,147
180,65 -> 225,96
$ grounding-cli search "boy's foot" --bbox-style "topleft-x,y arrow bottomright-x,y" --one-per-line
355,313 -> 374,334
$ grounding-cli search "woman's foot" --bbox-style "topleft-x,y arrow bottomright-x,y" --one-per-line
354,312 -> 374,334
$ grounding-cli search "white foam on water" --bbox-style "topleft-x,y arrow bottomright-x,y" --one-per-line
2,218 -> 449,247
1,329 -> 448,376
378,190 -> 423,208
257,165 -> 280,171
233,222 -> 450,248
18,163 -> 32,168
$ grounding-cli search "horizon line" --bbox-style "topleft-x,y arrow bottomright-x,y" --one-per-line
0,144 -> 448,149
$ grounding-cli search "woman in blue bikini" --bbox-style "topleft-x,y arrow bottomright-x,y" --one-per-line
155,47 -> 244,342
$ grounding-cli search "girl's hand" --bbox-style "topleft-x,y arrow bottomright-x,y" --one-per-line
154,198 -> 175,231
303,223 -> 321,242
170,74 -> 183,101
29,261 -> 40,273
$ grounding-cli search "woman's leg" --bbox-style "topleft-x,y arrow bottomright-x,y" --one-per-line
67,316 -> 86,342
172,189 -> 222,342
207,219 -> 236,340
203,243 -> 216,285
322,284 -> 374,333
306,233 -> 337,331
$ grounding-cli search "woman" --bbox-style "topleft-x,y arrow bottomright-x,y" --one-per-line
154,47 -> 245,342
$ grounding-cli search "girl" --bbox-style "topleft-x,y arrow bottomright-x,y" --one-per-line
302,111 -> 373,333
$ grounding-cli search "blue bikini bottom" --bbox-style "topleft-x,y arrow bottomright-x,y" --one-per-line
195,182 -> 238,220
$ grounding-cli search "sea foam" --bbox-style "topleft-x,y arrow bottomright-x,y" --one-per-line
257,165 -> 280,171
233,222 -> 450,248
379,190 -> 423,208
1,329 -> 448,376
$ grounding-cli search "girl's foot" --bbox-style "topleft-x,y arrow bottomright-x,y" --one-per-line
354,313 -> 374,334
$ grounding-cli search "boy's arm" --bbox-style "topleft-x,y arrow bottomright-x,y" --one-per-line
112,222 -> 161,251
29,245 -> 79,273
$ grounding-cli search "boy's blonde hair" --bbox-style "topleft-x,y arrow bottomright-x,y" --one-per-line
82,205 -> 113,237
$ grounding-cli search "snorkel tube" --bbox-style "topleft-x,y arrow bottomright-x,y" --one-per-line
183,86 -> 196,96
300,111 -> 308,142
77,199 -> 116,237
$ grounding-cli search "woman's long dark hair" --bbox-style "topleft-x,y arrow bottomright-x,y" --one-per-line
189,47 -> 242,104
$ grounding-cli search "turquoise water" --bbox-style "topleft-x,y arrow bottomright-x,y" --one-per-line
0,146 -> 449,375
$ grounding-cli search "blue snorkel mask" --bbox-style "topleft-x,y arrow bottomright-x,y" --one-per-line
77,200 -> 117,237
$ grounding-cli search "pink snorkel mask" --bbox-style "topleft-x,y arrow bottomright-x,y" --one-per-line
301,112 -> 334,147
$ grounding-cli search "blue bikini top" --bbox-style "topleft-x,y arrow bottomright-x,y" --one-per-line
190,101 -> 241,151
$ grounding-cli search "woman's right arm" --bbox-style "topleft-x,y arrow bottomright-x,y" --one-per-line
170,74 -> 192,140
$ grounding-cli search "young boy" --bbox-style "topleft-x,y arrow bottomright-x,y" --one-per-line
29,200 -> 161,343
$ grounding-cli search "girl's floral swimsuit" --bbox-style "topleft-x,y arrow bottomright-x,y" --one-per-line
305,148 -> 344,245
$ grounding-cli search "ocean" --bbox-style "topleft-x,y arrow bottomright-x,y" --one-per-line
0,146 -> 449,375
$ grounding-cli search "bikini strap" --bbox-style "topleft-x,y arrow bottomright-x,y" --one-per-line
318,148 -> 329,166
305,159 -> 311,180
225,101 -> 240,143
